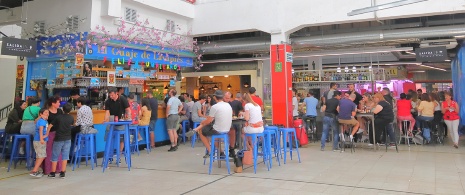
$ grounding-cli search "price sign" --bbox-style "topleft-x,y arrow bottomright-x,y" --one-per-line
385,68 -> 397,76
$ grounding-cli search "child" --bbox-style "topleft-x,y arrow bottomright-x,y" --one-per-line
30,108 -> 49,177
47,103 -> 74,178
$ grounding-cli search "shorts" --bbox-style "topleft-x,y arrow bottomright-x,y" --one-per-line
166,114 -> 180,130
193,117 -> 206,123
201,124 -> 222,137
33,141 -> 47,158
338,118 -> 359,126
244,126 -> 264,134
52,140 -> 71,161
149,120 -> 157,132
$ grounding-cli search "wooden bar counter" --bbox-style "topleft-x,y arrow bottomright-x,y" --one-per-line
69,109 -> 107,124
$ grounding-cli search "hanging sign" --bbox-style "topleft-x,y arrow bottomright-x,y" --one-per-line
275,62 -> 282,72
107,71 -> 116,86
129,79 -> 144,85
285,52 -> 293,63
1,37 -> 37,57
75,53 -> 84,66
415,46 -> 448,62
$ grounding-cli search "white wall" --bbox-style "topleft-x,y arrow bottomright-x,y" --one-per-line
191,0 -> 465,36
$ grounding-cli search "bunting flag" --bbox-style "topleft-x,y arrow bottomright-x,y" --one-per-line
155,63 -> 159,69
122,58 -> 125,64
127,58 -> 132,66
146,61 -> 150,67
103,56 -> 107,63
151,61 -> 155,67
111,58 -> 115,64
117,58 -> 121,64
167,64 -> 170,70
174,65 -> 177,70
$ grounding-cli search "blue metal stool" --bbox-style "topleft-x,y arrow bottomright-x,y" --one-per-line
191,122 -> 201,148
138,126 -> 150,153
73,133 -> 97,170
109,130 -> 129,168
263,129 -> 281,168
279,128 -> 301,164
8,134 -> 32,172
208,133 -> 231,175
181,120 -> 189,144
0,129 -> 9,161
128,125 -> 140,155
244,132 -> 269,173
265,126 -> 280,157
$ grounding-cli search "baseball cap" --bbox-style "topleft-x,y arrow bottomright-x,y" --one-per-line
214,90 -> 224,98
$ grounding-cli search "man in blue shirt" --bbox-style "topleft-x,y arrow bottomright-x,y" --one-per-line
303,91 -> 318,133
337,94 -> 359,142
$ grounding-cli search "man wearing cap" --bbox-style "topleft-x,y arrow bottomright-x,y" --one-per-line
192,90 -> 232,158
249,87 -> 264,114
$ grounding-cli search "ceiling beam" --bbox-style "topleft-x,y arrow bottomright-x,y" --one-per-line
348,0 -> 429,16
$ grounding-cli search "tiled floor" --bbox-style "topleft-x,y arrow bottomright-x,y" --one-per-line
1,137 -> 465,195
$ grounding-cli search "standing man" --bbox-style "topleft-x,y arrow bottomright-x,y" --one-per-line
347,84 -> 363,107
104,87 -> 131,155
337,94 -> 360,142
116,87 -> 127,99
303,91 -> 318,132
229,92 -> 244,154
323,83 -> 338,104
292,88 -> 299,119
147,90 -> 158,148
166,89 -> 183,152
249,87 -> 264,114
68,90 -> 80,108
191,90 -> 232,158
321,91 -> 341,151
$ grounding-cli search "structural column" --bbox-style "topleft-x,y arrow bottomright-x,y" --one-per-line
270,44 -> 293,127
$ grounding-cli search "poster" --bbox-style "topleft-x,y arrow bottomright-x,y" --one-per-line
75,53 -> 84,66
107,70 -> 116,86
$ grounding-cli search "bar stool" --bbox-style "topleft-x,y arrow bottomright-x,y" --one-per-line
191,122 -> 201,148
263,129 -> 281,168
264,126 -> 280,157
138,126 -> 150,153
305,117 -> 318,142
208,133 -> 230,175
0,129 -> 9,161
181,120 -> 189,144
73,133 -> 97,170
398,120 -> 413,146
339,124 -> 355,153
128,125 -> 140,155
279,128 -> 301,164
244,132 -> 269,173
8,134 -> 32,172
385,123 -> 399,152
421,120 -> 433,145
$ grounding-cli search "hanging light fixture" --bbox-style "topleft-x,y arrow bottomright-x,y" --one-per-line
337,57 -> 341,73
352,65 -> 356,72
344,66 -> 349,73
224,75 -> 229,77
164,85 -> 169,89
209,76 -> 214,78
243,82 -> 249,88
227,84 -> 232,89
200,86 -> 205,90
213,85 -> 219,90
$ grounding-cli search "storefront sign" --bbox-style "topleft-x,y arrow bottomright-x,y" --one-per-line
129,79 -> 144,85
75,53 -> 84,66
1,37 -> 37,57
285,52 -> 293,63
385,68 -> 398,76
86,45 -> 193,67
415,46 -> 447,62
107,71 -> 116,86
275,62 -> 282,72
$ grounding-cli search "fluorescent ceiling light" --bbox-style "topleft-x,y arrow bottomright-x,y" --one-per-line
293,47 -> 413,58
409,70 -> 425,73
415,64 -> 447,71
348,0 -> 428,16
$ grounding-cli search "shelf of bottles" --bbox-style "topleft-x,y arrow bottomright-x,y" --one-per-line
75,78 -> 129,88
292,68 -> 386,84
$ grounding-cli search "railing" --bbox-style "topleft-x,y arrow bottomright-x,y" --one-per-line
0,104 -> 13,122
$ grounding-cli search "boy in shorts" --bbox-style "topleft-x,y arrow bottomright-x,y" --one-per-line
48,103 -> 74,178
30,108 -> 49,177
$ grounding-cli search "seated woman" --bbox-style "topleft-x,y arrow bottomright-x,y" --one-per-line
357,93 -> 375,134
371,93 -> 396,146
5,100 -> 26,134
139,98 -> 152,126
416,93 -> 437,144
242,93 -> 264,150
396,93 -> 415,136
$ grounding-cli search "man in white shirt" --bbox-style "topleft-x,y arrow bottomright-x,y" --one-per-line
292,88 -> 299,119
192,90 -> 232,158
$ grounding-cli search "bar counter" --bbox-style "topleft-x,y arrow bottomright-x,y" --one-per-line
70,106 -> 170,152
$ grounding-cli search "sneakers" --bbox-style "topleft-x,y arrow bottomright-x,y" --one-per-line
321,147 -> 324,151
59,172 -> 66,179
185,130 -> 195,138
19,147 -> 25,155
349,135 -> 354,141
30,171 -> 44,178
203,153 -> 210,159
48,172 -> 56,179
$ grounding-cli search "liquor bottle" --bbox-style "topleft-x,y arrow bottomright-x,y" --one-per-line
314,73 -> 319,81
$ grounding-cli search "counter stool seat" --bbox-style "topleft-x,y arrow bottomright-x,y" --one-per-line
8,134 -> 32,172
181,120 -> 190,144
138,125 -> 150,153
191,122 -> 201,148
263,129 -> 280,168
208,133 -> 230,175
73,133 -> 97,170
339,124 -> 355,153
278,128 -> 301,164
128,125 -> 140,155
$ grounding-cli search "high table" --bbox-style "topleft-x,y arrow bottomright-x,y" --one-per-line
102,121 -> 133,172
232,118 -> 246,150
356,112 -> 377,151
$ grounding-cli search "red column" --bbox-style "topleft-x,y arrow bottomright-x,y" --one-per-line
270,44 -> 293,127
